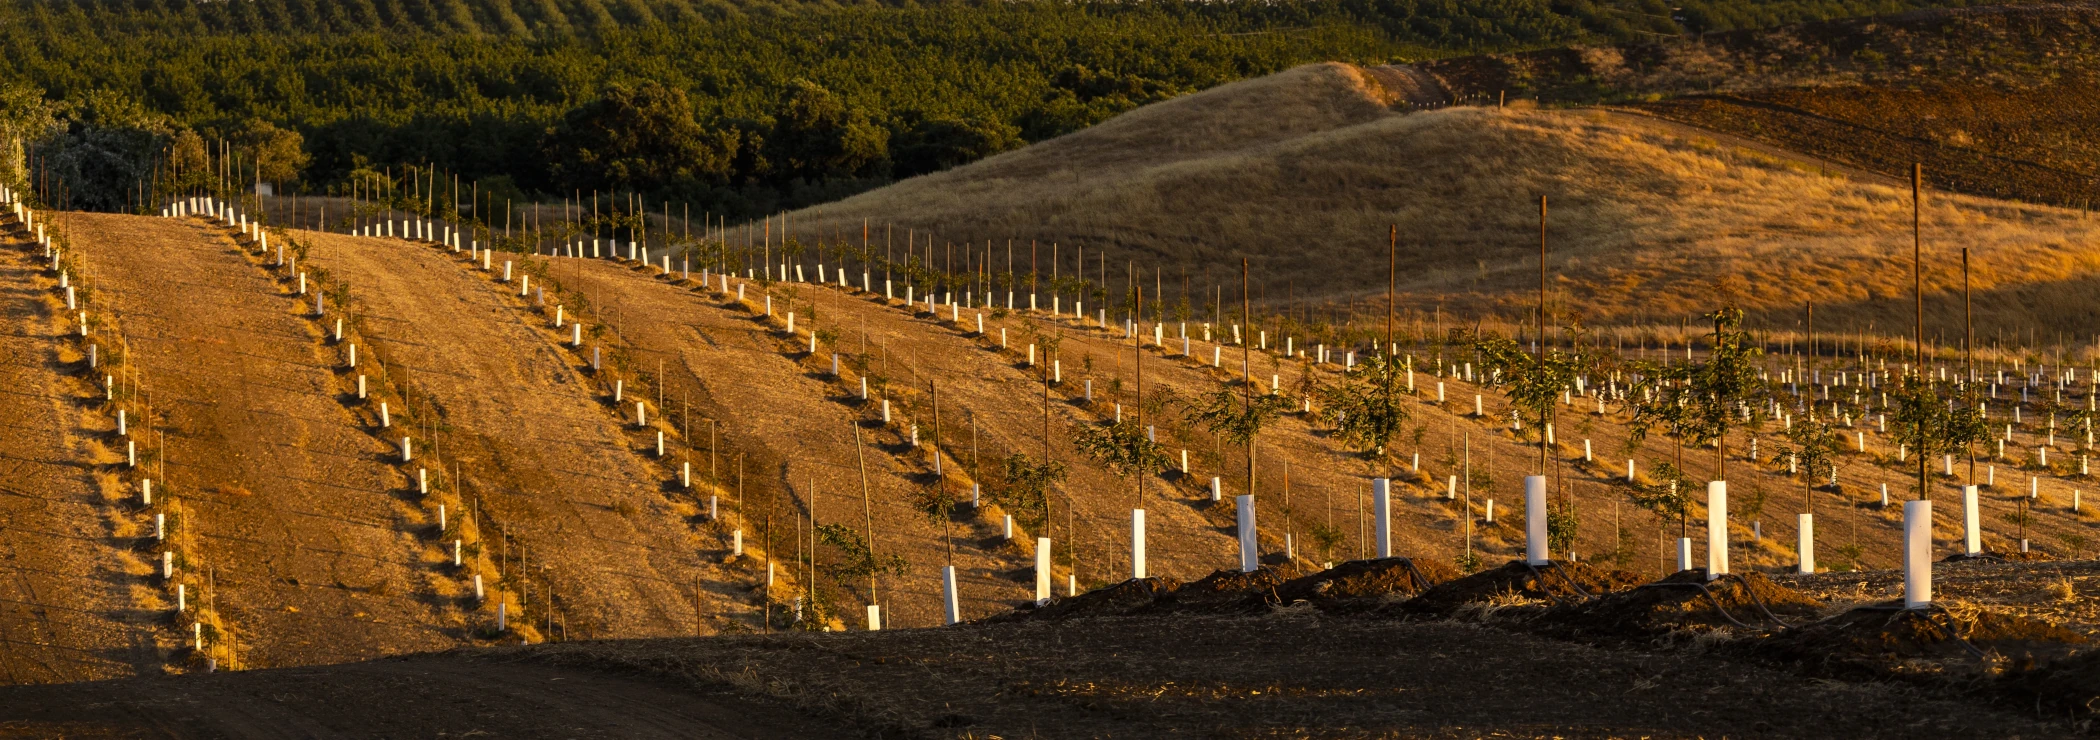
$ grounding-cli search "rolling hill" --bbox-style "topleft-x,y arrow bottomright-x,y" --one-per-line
0,10 -> 2096,735
781,60 -> 2100,341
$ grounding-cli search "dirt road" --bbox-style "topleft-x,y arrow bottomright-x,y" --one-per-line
60,213 -> 459,668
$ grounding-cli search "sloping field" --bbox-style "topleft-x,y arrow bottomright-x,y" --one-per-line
552,260 -> 1050,627
937,288 -> 2100,578
1638,80 -> 2100,210
56,213 -> 462,669
293,231 -> 731,638
1426,2 -> 2100,210
0,223 -> 153,682
545,250 -> 2092,618
781,61 -> 2100,337
479,255 -> 1255,624
785,282 -> 1252,586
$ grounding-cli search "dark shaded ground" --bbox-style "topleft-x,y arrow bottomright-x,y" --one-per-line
0,649 -> 843,739
0,611 -> 2074,738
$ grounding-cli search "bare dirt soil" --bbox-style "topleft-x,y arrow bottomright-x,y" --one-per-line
632,265 -> 2100,629
293,231 -> 727,638
59,213 -> 461,669
0,227 -> 157,682
813,285 -> 1261,587
1780,559 -> 2100,640
0,648 -> 843,739
549,256 -> 1274,623
555,259 -> 1033,629
0,611 -> 2069,738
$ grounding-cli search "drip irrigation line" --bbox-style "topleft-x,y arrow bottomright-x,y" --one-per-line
1400,558 -> 1438,592
1632,572 -> 1801,631
1525,560 -> 1593,603
1635,581 -> 1762,630
1716,574 -> 1799,629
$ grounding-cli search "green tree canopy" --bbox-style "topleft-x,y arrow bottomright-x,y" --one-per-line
545,81 -> 737,194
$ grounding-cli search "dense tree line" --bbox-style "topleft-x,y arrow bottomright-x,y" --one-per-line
0,0 -> 2004,214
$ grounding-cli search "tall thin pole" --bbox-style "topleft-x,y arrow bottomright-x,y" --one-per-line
1538,195 -> 1549,474
1913,163 -> 1928,501
1042,326 -> 1054,542
1135,283 -> 1144,509
1964,247 -> 1975,483
1387,224 -> 1396,475
851,423 -> 878,623
934,382 -> 953,566
1241,260 -> 1254,522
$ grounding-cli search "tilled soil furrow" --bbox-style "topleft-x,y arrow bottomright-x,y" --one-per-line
61,213 -> 459,668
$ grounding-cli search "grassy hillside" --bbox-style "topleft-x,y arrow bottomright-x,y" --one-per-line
780,62 -> 2098,339
1423,2 -> 2100,208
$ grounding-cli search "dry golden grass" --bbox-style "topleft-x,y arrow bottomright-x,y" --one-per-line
786,62 -> 2100,340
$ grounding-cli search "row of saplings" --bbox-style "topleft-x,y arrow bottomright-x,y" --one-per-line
987,554 -> 2100,720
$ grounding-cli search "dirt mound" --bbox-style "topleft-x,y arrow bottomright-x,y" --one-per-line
1763,604 -> 2088,680
984,577 -> 1180,623
1271,558 -> 1457,610
1401,560 -> 1640,618
1146,565 -> 1308,614
1542,571 -> 1825,638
